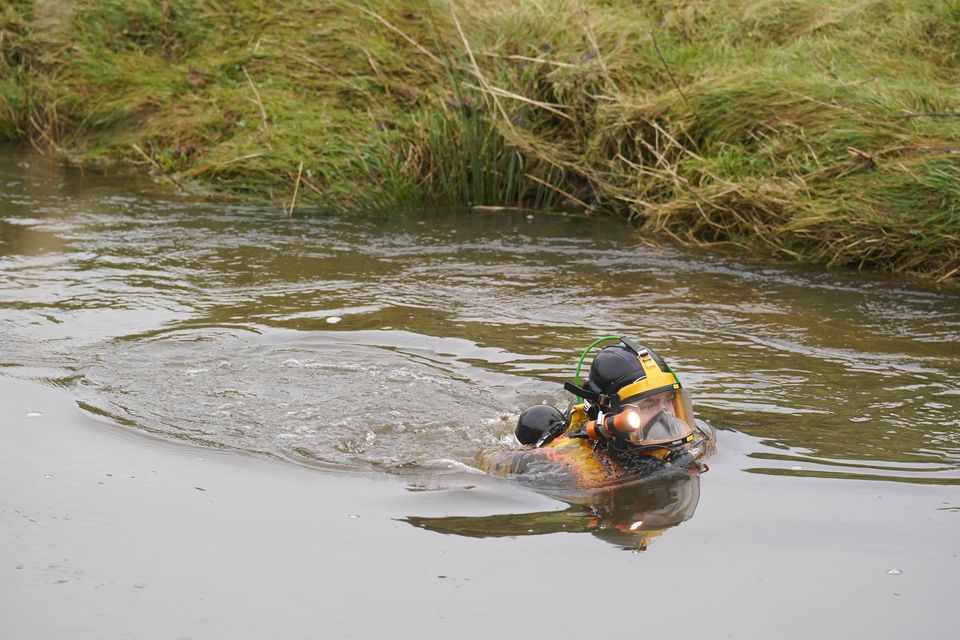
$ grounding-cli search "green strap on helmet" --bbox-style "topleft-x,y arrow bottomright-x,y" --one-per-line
573,335 -> 682,389
663,360 -> 682,387
573,335 -> 621,387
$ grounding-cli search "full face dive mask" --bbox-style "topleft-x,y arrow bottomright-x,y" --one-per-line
565,337 -> 697,450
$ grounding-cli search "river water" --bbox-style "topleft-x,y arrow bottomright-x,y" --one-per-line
2,147 -> 958,638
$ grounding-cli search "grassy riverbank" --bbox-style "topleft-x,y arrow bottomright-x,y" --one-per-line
2,0 -> 958,280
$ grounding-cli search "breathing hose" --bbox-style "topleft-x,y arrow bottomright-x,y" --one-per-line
573,335 -> 621,387
573,335 -> 683,389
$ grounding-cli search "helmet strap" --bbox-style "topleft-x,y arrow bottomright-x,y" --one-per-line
563,381 -> 620,413
618,336 -> 644,355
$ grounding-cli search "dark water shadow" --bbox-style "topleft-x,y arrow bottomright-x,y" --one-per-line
403,468 -> 703,552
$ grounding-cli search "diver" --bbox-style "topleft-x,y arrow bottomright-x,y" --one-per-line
478,336 -> 716,489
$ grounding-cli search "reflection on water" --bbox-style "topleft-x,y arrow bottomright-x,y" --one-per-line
1,146 -> 959,492
405,468 -> 703,551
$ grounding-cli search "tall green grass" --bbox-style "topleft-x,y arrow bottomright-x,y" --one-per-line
1,0 -> 957,280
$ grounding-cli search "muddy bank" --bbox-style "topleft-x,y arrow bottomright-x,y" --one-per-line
2,376 -> 957,640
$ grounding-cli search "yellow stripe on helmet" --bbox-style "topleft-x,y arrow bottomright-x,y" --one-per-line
615,352 -> 678,402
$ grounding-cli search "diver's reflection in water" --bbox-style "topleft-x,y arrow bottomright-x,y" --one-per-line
403,468 -> 703,552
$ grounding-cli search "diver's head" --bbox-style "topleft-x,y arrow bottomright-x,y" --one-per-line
575,338 -> 697,451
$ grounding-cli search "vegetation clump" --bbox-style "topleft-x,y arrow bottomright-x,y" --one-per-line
1,0 -> 958,281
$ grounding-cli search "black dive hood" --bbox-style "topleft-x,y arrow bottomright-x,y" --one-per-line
567,338 -> 671,419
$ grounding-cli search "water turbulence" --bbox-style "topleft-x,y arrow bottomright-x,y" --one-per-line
78,327 -> 522,471
2,149 -> 959,549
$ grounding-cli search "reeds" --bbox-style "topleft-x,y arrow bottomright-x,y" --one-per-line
1,0 -> 958,280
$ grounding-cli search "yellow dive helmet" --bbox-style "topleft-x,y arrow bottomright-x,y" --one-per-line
564,337 -> 696,450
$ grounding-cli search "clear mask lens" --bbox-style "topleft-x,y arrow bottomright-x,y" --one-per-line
623,390 -> 676,424
625,409 -> 694,447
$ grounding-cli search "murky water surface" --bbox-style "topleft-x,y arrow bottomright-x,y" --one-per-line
3,147 -> 959,638
3,148 -> 957,487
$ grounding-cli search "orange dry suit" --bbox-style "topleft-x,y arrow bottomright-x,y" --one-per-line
478,403 -> 716,490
